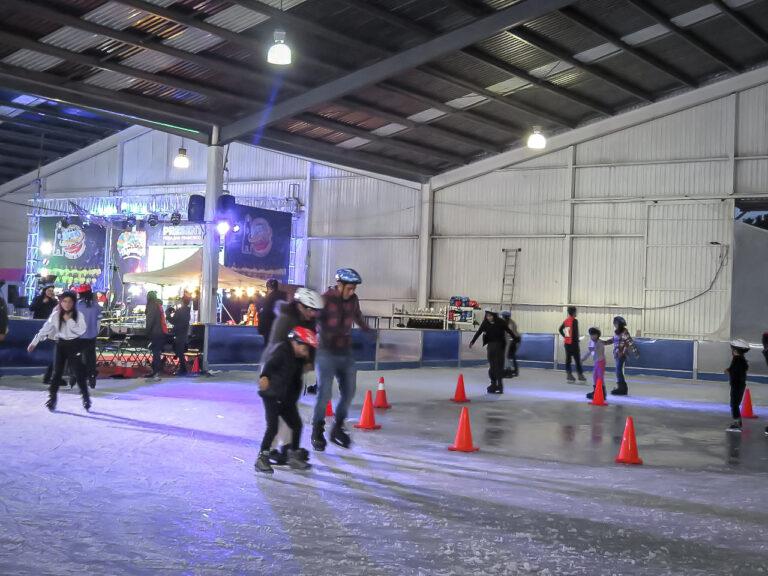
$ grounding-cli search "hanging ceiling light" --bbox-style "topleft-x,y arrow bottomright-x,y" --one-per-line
526,126 -> 547,150
267,29 -> 291,65
173,146 -> 190,169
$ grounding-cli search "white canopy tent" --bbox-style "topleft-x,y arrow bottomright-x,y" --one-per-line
124,248 -> 267,291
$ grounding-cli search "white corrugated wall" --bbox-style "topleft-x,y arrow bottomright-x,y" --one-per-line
428,86 -> 758,339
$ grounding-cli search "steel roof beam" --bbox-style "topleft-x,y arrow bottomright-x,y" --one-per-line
0,99 -> 115,135
0,141 -> 61,160
296,113 -> 468,165
710,0 -> 768,47
510,28 -> 654,103
0,130 -> 79,152
0,115 -> 97,143
221,0 -> 578,142
559,6 -> 698,89
625,0 -> 741,73
336,0 -> 610,117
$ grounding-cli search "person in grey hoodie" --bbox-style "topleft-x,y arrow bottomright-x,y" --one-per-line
76,284 -> 101,388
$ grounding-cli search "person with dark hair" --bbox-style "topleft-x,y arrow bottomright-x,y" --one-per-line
145,290 -> 168,380
583,327 -> 607,400
27,291 -> 89,411
559,306 -> 586,383
255,327 -> 318,474
500,310 -> 521,378
169,295 -> 191,376
726,339 -> 750,433
311,268 -> 371,451
258,278 -> 286,344
470,309 -> 517,394
31,284 -> 58,384
76,284 -> 101,388
610,316 -> 639,396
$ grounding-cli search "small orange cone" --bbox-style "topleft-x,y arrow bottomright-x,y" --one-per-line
325,399 -> 334,418
448,406 -> 479,452
450,373 -> 470,403
615,416 -> 643,465
192,355 -> 201,373
590,377 -> 607,406
741,388 -> 758,419
373,376 -> 391,409
353,390 -> 381,430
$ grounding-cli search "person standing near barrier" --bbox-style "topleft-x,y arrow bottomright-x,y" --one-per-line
258,279 -> 286,345
76,284 -> 101,388
170,295 -> 191,376
725,339 -> 750,433
610,316 -> 638,396
559,306 -> 586,383
27,291 -> 89,411
145,291 -> 168,380
470,310 -> 516,394
31,284 -> 58,384
311,268 -> 371,451
500,310 -> 521,378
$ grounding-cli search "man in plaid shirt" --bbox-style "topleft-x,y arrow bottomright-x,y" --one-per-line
311,268 -> 372,451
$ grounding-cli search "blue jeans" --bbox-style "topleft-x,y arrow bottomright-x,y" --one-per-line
615,356 -> 627,390
313,349 -> 356,426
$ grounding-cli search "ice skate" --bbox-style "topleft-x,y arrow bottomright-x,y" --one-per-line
577,373 -> 587,383
764,426 -> 768,436
45,392 -> 57,412
82,397 -> 91,412
726,420 -> 742,433
287,449 -> 312,470
311,422 -> 327,451
268,446 -> 288,465
88,377 -> 96,389
566,372 -> 576,383
586,391 -> 594,400
494,382 -> 504,394
255,451 -> 274,474
330,422 -> 351,448
610,388 -> 628,396
486,381 -> 498,394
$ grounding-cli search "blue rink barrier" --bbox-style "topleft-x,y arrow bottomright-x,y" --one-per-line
0,319 -> 54,375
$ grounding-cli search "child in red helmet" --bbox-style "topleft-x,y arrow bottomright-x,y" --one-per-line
255,326 -> 318,474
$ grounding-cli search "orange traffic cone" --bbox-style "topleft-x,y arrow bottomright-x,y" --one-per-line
325,399 -> 334,418
615,416 -> 643,465
373,376 -> 391,409
353,390 -> 381,430
741,388 -> 758,419
590,377 -> 607,406
450,373 -> 470,403
448,406 -> 479,452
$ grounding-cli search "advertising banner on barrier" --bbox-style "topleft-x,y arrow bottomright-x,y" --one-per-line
38,217 -> 107,290
224,205 -> 292,282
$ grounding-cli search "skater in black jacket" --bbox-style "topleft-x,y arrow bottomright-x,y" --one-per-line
255,327 -> 318,474
726,339 -> 750,433
470,310 -> 516,394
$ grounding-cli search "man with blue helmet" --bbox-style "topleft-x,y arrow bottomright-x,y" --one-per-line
311,267 -> 371,450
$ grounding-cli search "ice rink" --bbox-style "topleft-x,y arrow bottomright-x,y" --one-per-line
1,367 -> 767,575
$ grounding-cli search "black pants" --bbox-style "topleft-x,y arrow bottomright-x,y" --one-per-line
173,335 -> 188,373
50,339 -> 88,400
564,343 -> 583,375
150,335 -> 166,374
260,396 -> 302,452
81,338 -> 97,382
730,380 -> 747,419
487,341 -> 506,382
507,341 -> 519,373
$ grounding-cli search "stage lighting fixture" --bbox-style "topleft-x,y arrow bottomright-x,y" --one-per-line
216,221 -> 230,236
170,212 -> 182,226
232,223 -> 241,233
40,241 -> 53,256
148,214 -> 159,227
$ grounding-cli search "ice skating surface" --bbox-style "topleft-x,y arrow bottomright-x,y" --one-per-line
1,369 -> 767,576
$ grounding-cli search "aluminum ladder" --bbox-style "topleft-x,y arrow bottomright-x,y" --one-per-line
499,248 -> 521,311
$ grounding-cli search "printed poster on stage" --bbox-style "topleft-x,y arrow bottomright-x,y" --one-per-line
224,205 -> 292,282
38,217 -> 107,290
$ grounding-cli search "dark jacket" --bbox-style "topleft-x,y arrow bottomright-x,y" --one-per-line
258,290 -> 287,341
145,301 -> 167,337
170,304 -> 191,337
318,287 -> 370,353
30,294 -> 57,320
558,316 -> 580,346
269,300 -> 316,344
728,354 -> 748,387
0,295 -> 8,335
470,318 -> 515,347
259,340 -> 304,401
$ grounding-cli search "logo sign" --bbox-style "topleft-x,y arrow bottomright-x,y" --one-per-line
117,230 -> 146,260
162,224 -> 203,246
243,216 -> 273,257
57,224 -> 86,260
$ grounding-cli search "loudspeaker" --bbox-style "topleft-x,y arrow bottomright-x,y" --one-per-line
216,193 -> 236,217
187,194 -> 206,223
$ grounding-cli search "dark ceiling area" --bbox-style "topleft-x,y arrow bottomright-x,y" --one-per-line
0,0 -> 767,184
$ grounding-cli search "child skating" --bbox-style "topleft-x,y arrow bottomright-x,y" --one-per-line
583,327 -> 606,401
610,316 -> 638,395
725,339 -> 750,433
255,327 -> 318,474
559,306 -> 586,383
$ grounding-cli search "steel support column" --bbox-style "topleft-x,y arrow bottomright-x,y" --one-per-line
200,126 -> 224,325
417,182 -> 434,308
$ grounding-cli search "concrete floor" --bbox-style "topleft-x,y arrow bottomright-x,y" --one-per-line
1,367 -> 767,575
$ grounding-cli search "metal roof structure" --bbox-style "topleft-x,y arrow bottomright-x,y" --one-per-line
0,0 -> 767,184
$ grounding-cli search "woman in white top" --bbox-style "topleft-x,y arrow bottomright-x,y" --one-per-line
27,290 -> 89,412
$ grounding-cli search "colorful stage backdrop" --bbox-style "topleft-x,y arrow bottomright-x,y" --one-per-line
225,205 -> 292,283
39,217 -> 107,291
